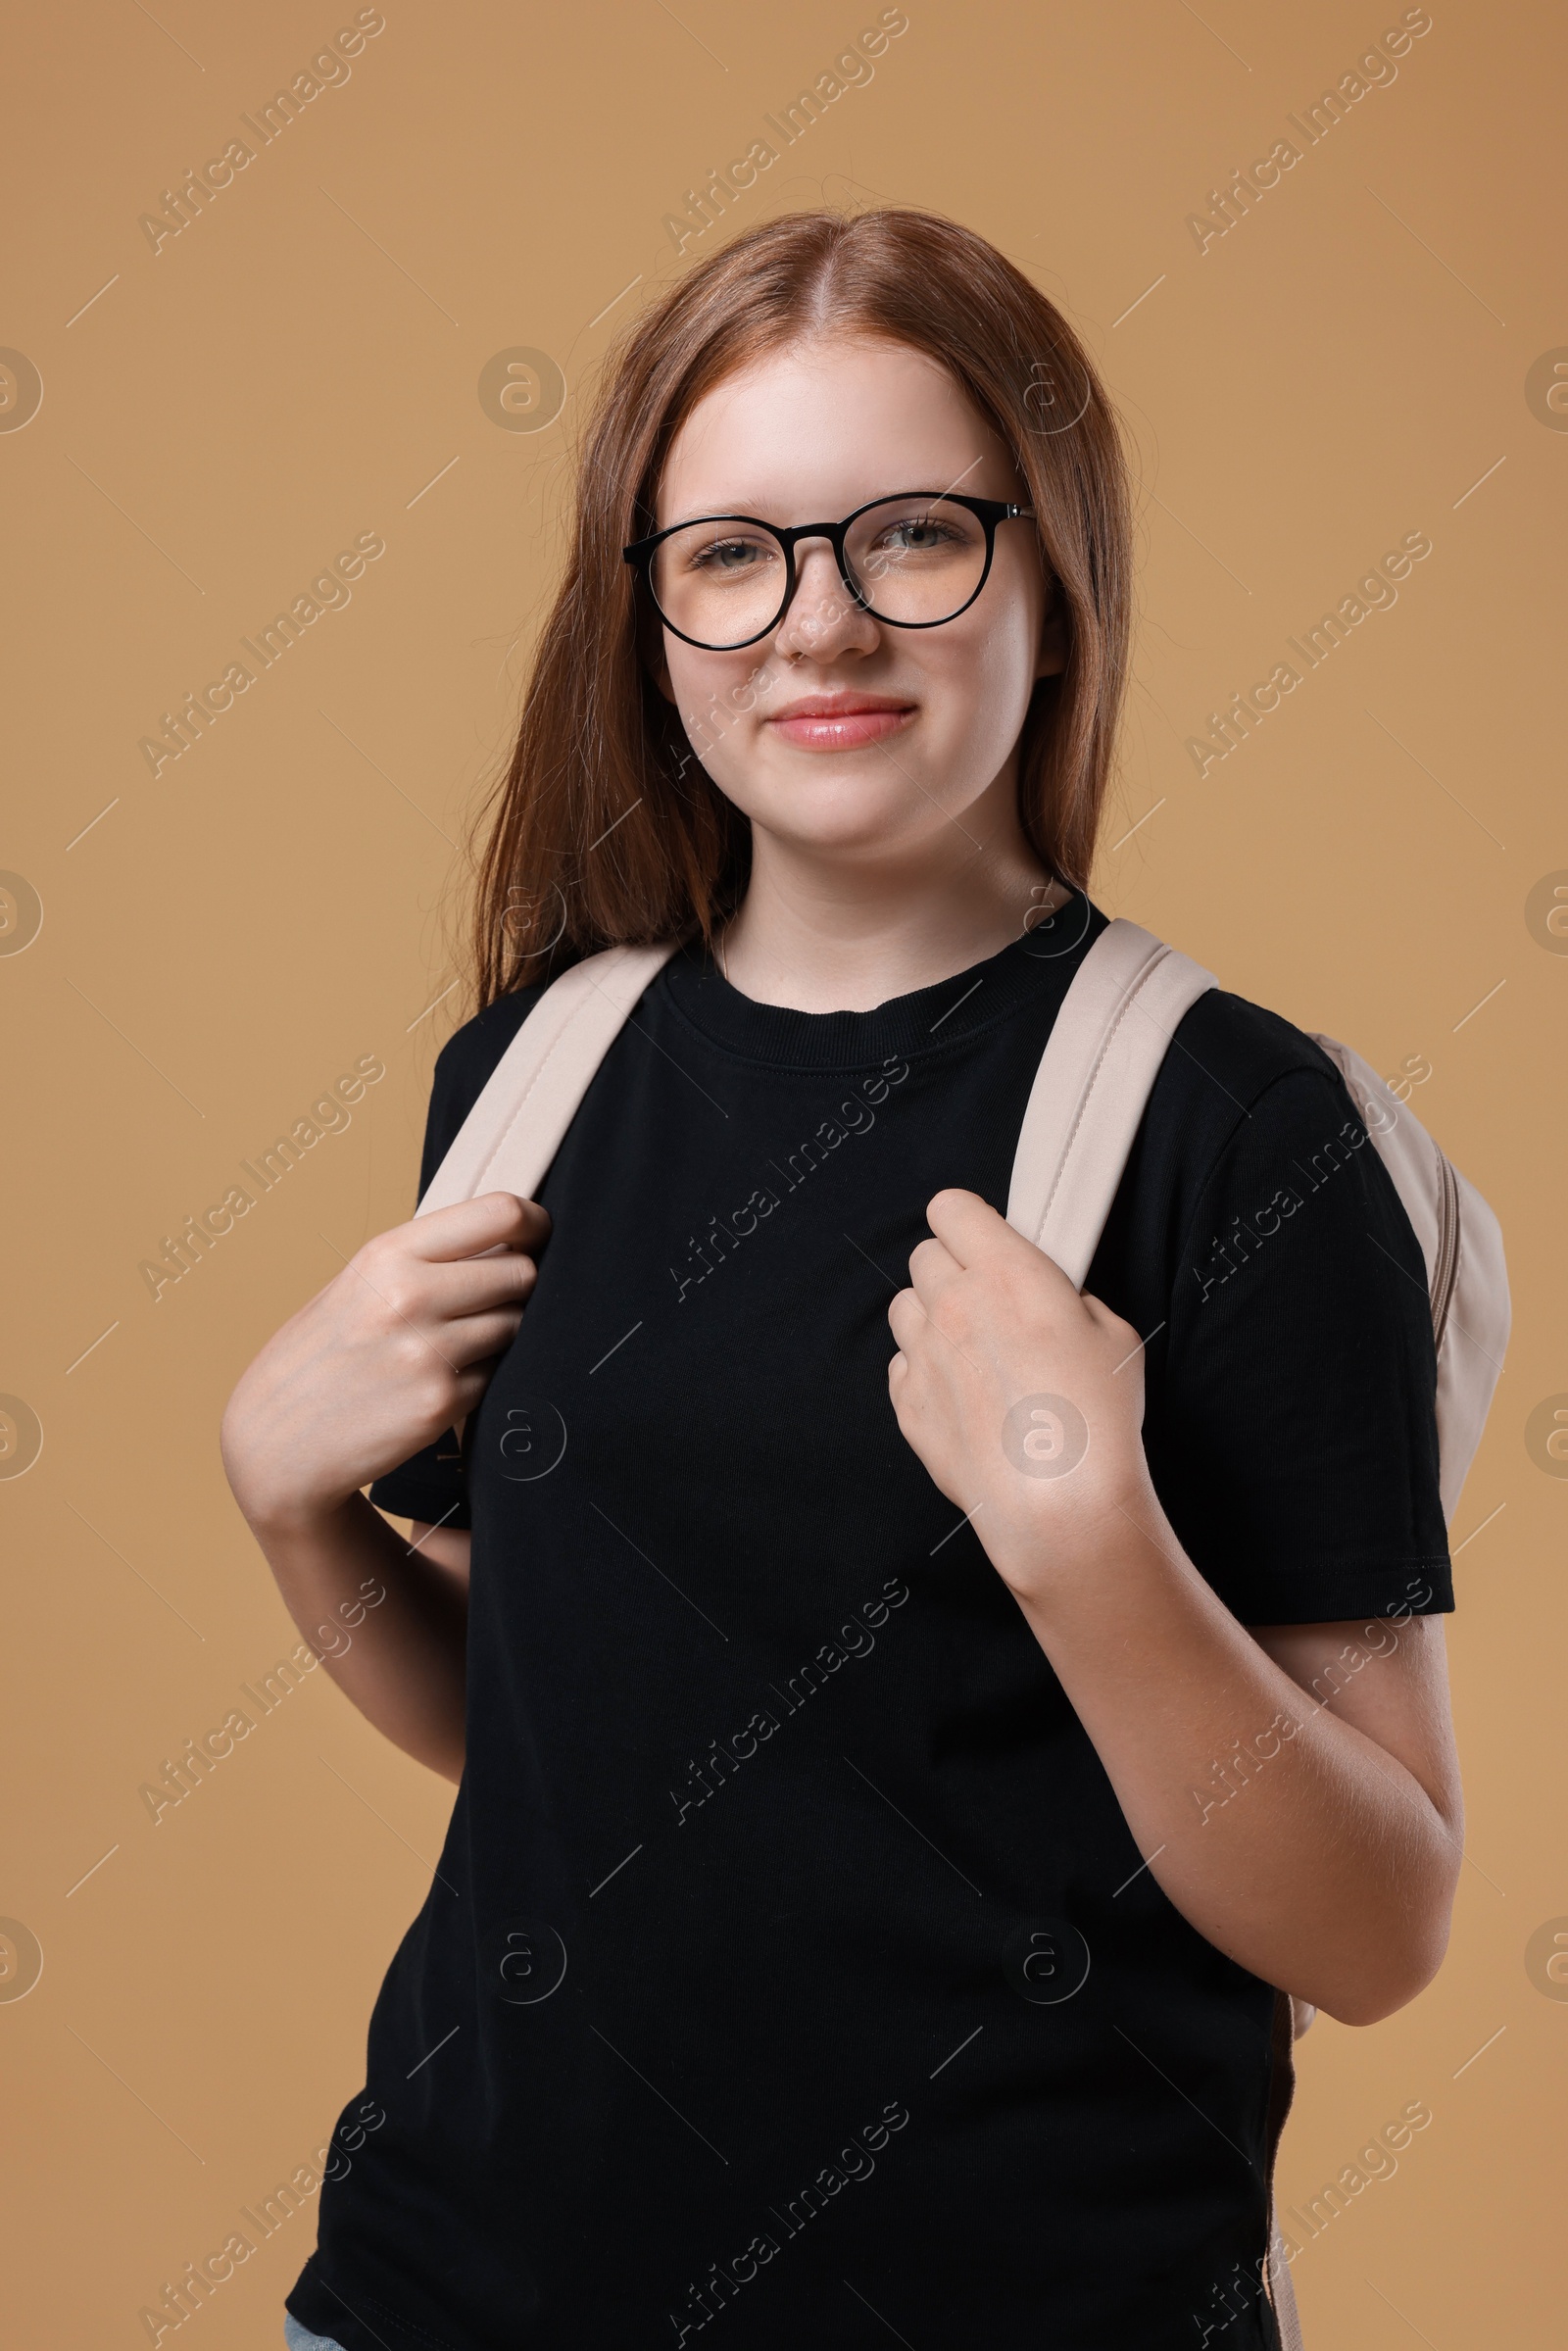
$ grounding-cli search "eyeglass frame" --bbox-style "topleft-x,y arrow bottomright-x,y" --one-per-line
621,490 -> 1037,652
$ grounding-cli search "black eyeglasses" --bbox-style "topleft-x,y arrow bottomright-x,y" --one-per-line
622,490 -> 1036,652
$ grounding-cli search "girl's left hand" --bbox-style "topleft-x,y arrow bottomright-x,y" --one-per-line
887,1188 -> 1155,1599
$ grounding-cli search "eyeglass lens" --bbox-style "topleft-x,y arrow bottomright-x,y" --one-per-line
649,494 -> 991,648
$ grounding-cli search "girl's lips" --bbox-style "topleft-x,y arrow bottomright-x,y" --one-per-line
766,706 -> 915,750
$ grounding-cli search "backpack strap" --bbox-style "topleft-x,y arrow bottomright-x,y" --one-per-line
1303,1032 -> 1510,1526
420,920 -> 1216,1264
1006,918 -> 1217,1286
415,939 -> 681,1218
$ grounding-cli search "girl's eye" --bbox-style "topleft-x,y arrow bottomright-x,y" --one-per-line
875,519 -> 960,555
689,535 -> 775,574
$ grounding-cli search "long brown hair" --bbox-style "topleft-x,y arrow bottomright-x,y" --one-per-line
465,205 -> 1133,1013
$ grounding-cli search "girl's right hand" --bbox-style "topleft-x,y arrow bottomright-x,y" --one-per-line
220,1191 -> 549,1532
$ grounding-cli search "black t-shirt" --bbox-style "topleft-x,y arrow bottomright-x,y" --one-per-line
288,891 -> 1451,2351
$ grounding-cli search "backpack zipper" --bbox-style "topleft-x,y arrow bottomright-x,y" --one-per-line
1430,1150 -> 1460,1351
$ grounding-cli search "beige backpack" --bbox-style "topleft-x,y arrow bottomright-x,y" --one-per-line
416,916 -> 1510,2350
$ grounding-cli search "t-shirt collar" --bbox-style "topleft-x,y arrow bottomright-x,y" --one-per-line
659,888 -> 1102,1070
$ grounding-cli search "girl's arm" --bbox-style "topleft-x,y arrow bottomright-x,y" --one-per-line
240,1498 -> 473,1782
220,1193 -> 543,1783
888,1188 -> 1463,2029
1008,1519 -> 1461,2026
408,1520 -> 472,1579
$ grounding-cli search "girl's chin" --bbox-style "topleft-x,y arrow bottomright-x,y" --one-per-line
737,772 -> 942,842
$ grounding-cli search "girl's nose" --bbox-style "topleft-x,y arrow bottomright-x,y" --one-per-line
773,538 -> 879,660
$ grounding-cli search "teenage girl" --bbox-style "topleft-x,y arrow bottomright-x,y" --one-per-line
221,207 -> 1462,2351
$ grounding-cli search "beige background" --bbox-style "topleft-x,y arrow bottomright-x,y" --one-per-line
4,1 -> 1564,2342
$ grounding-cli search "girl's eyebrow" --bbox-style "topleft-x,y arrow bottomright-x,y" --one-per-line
661,494 -> 800,521
664,504 -> 769,525
659,488 -> 945,531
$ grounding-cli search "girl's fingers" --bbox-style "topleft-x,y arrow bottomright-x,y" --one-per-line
450,1368 -> 497,1420
441,1306 -> 527,1368
343,1245 -> 537,1336
401,1192 -> 552,1263
905,1235 -> 965,1309
1079,1291 -> 1145,1352
921,1187 -> 999,1265
417,1249 -> 541,1319
887,1288 -> 925,1348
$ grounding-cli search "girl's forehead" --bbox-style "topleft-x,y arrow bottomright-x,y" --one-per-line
656,338 -> 1012,522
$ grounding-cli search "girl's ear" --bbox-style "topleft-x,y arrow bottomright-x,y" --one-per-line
1036,582 -> 1069,680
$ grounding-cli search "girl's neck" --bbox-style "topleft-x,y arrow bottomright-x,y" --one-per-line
713,836 -> 1071,1013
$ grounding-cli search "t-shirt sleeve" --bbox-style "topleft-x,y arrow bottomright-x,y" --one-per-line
1145,1061 -> 1453,1627
365,984 -> 548,1532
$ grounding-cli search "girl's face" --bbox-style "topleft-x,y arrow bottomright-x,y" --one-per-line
649,334 -> 1065,865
